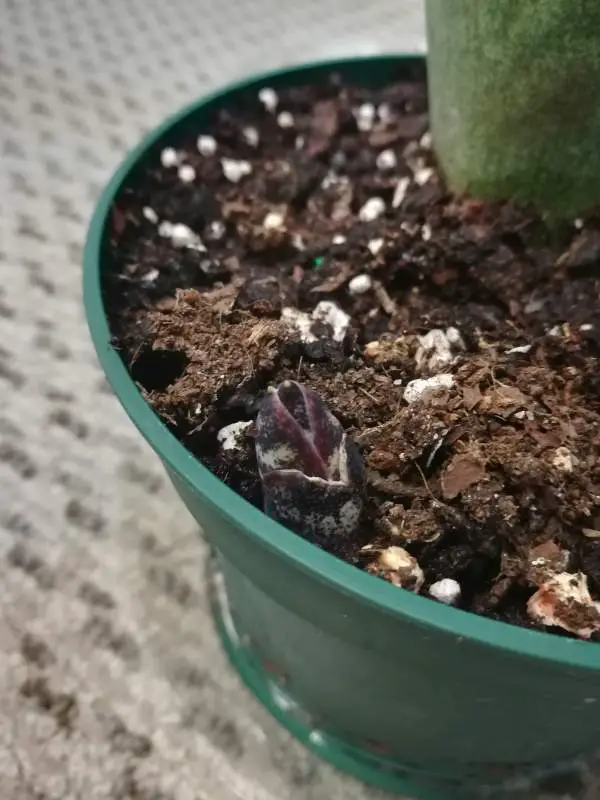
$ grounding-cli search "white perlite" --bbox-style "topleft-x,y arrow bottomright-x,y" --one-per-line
404,374 -> 455,404
281,307 -> 314,343
429,578 -> 461,605
281,301 -> 350,344
277,111 -> 294,128
291,233 -> 305,250
242,126 -> 259,147
367,238 -> 384,256
415,328 -> 466,372
170,223 -> 206,250
414,166 -> 434,186
392,176 -> 410,208
312,301 -> 350,342
552,447 -> 576,473
263,211 -> 285,230
258,87 -> 278,112
217,421 -> 253,453
506,344 -> 532,355
348,274 -> 372,295
354,102 -> 376,132
420,131 -> 432,149
160,147 -> 180,167
208,220 -> 226,240
528,572 -> 600,638
378,102 -> 393,123
177,164 -> 196,183
157,220 -> 174,238
197,134 -> 217,156
141,268 -> 159,284
221,158 -> 252,183
359,196 -> 386,223
142,206 -> 159,224
376,149 -> 397,170
332,234 -> 346,245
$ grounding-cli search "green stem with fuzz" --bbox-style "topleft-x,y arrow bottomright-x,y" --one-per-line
426,0 -> 600,218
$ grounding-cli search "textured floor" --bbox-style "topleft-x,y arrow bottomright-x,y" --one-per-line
0,1 -> 597,798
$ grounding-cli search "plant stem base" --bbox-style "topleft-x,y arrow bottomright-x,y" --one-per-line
206,549 -> 458,800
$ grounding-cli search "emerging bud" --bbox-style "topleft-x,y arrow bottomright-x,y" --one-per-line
255,380 -> 364,542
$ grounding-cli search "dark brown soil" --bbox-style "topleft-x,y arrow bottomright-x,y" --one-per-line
102,64 -> 600,640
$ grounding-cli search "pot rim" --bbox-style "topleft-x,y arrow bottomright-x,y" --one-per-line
83,54 -> 600,672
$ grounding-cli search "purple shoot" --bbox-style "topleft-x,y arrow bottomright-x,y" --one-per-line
255,380 -> 364,542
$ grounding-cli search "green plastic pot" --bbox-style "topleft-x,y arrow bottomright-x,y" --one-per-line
84,56 -> 600,799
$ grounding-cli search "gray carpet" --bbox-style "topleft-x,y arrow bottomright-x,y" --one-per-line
0,1 -> 596,798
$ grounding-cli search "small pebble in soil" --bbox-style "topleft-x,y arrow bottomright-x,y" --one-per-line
419,131 -> 432,149
415,328 -> 465,372
177,164 -> 196,183
421,224 -> 432,242
263,210 -> 286,230
359,197 -> 386,223
160,147 -> 180,168
580,323 -> 593,332
277,111 -> 295,128
367,238 -> 384,256
429,578 -> 461,605
217,420 -> 252,453
527,572 -> 600,639
375,149 -> 397,171
348,274 -> 372,295
373,546 -> 424,592
258,87 -> 278,112
354,103 -> 376,132
197,135 -> 217,156
142,206 -> 159,224
332,234 -> 346,245
392,176 -> 410,208
221,158 -> 252,183
242,126 -> 259,147
404,374 -> 455,404
552,447 -> 576,473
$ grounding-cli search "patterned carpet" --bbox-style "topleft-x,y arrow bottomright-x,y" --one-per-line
0,1 -> 596,798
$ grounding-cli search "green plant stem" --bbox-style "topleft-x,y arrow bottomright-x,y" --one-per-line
426,0 -> 600,218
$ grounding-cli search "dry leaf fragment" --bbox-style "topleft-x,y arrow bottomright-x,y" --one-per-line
441,453 -> 486,500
